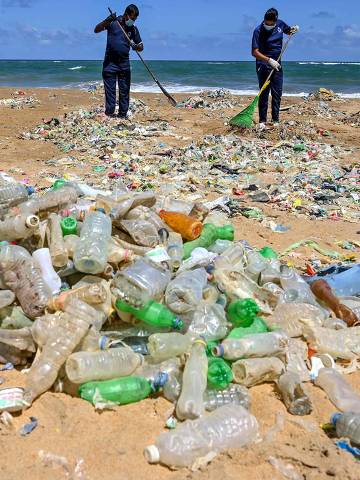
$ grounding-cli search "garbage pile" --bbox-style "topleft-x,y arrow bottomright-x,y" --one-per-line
0,175 -> 360,469
0,95 -> 40,109
341,111 -> 360,127
307,88 -> 342,102
179,89 -> 240,110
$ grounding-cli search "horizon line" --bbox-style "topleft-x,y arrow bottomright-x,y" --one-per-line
0,58 -> 359,63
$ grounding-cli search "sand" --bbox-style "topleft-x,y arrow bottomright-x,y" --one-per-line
0,86 -> 359,479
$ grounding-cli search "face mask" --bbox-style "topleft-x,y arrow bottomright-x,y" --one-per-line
126,19 -> 135,27
263,23 -> 275,31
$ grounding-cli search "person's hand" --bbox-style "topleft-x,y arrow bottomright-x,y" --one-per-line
106,11 -> 117,23
268,58 -> 281,71
130,40 -> 137,50
290,25 -> 300,34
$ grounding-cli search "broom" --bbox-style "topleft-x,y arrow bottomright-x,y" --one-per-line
229,34 -> 294,128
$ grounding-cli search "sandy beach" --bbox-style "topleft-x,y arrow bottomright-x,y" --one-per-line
0,86 -> 359,479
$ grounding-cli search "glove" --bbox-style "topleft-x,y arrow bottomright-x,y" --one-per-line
290,25 -> 300,34
105,11 -> 117,23
130,40 -> 137,50
268,58 -> 281,71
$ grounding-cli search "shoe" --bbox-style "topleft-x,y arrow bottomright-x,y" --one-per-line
118,114 -> 128,120
272,121 -> 280,127
258,122 -> 266,130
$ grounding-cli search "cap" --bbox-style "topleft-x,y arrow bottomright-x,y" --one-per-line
331,413 -> 342,426
144,445 -> 160,464
212,344 -> 224,357
61,216 -> 78,236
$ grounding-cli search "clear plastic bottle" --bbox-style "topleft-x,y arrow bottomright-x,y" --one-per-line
59,200 -> 95,221
245,251 -> 268,283
148,332 -> 193,362
0,183 -> 29,210
125,206 -> 168,231
48,283 -> 108,311
188,303 -> 228,341
166,232 -> 183,270
286,338 -> 310,382
214,331 -> 289,361
280,266 -> 318,306
1,257 -> 52,319
266,303 -> 325,338
332,412 -> 360,446
177,247 -> 216,273
120,219 -> 159,248
18,185 -> 79,215
31,313 -> 62,348
208,239 -> 233,254
135,357 -> 180,383
214,244 -> 245,270
0,214 -> 39,241
277,372 -> 313,416
165,268 -> 208,314
232,357 -> 285,387
24,299 -> 100,404
63,234 -> 79,258
0,289 -> 15,309
176,341 -> 208,420
65,348 -> 142,384
74,210 -> 112,274
157,196 -> 194,216
33,248 -> 62,295
144,405 -> 259,467
113,258 -> 171,307
163,371 -> 183,403
204,384 -> 250,412
48,213 -> 68,267
304,326 -> 360,360
314,368 -> 360,412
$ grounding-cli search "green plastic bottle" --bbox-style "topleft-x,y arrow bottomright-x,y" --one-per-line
227,316 -> 268,339
227,299 -> 260,327
206,341 -> 219,358
79,376 -> 157,406
115,299 -> 183,330
260,246 -> 278,260
207,357 -> 233,390
52,179 -> 66,190
183,224 -> 234,259
61,216 -> 77,236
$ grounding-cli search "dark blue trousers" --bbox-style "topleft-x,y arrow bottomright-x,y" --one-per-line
102,62 -> 131,117
256,63 -> 283,123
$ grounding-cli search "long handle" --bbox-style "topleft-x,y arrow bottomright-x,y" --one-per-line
108,8 -> 177,107
260,34 -> 294,94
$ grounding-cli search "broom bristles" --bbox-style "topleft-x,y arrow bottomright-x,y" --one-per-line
229,96 -> 260,128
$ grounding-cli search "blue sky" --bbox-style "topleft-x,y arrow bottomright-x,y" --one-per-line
1,0 -> 359,60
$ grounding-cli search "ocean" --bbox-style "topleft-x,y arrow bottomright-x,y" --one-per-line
0,60 -> 359,98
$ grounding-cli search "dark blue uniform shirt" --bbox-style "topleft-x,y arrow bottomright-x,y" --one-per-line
252,20 -> 291,66
104,16 -> 142,68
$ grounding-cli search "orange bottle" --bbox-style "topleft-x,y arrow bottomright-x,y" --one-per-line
159,210 -> 203,241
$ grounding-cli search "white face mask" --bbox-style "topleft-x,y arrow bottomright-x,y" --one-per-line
263,23 -> 275,31
126,19 -> 135,27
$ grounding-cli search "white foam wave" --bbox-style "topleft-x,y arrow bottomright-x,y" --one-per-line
298,61 -> 360,66
53,61 -> 62,63
68,66 -> 85,71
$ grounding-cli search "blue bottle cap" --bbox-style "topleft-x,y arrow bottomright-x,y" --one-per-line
152,372 -> 169,391
26,186 -> 35,195
331,412 -> 343,426
95,208 -> 106,214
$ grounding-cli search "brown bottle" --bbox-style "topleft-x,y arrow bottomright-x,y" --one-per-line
311,279 -> 358,327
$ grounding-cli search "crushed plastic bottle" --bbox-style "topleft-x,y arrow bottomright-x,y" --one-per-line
332,412 -> 360,446
204,384 -> 250,412
315,368 -> 360,412
277,372 -> 313,416
165,268 -> 207,314
232,357 -> 285,387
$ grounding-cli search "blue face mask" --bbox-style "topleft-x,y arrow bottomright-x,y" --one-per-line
126,18 -> 135,27
263,23 -> 275,31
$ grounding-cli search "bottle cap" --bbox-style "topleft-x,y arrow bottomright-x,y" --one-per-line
52,179 -> 66,190
25,186 -> 35,195
212,344 -> 224,357
61,217 -> 78,236
173,317 -> 184,330
152,372 -> 169,391
96,208 -> 106,214
260,246 -> 278,259
144,445 -> 160,464
331,412 -> 342,426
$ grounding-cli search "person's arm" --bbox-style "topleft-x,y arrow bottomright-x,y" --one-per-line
131,27 -> 144,52
252,48 -> 269,63
94,13 -> 116,34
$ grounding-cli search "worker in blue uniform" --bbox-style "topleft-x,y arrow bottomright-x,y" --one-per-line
95,4 -> 143,119
252,8 -> 299,128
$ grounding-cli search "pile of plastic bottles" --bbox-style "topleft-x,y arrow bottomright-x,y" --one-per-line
0,175 -> 359,468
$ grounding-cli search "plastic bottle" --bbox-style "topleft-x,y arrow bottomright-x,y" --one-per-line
159,210 -> 203,241
79,375 -> 166,406
59,200 -> 95,221
204,384 -> 250,412
113,258 -> 171,308
227,299 -> 260,327
60,216 -> 78,236
120,219 -> 159,248
157,196 -> 194,216
233,357 -> 285,387
125,206 -> 168,232
0,182 -> 29,210
144,405 -> 259,467
280,266 -> 318,306
118,336 -> 149,355
277,372 -> 313,416
176,341 -> 208,420
208,239 -> 233,254
188,303 -> 229,341
165,268 -> 207,314
147,332 -> 193,362
1,257 -> 52,319
18,185 -> 79,215
0,214 -> 39,241
304,326 -> 360,360
183,224 -> 235,259
287,338 -> 310,382
213,331 -> 289,361
65,348 -> 142,384
115,300 -> 183,330
314,368 -> 360,412
24,300 -> 101,404
331,412 -> 360,446
245,251 -> 268,282
33,248 -> 62,295
48,283 -> 108,311
74,210 -> 112,274
311,279 -> 358,327
266,303 -> 325,338
227,317 -> 268,339
0,289 -> 15,309
214,244 -> 245,270
319,264 -> 360,297
163,371 -> 183,403
207,357 -> 233,390
205,211 -> 229,227
177,247 -> 217,273
166,232 -> 183,270
47,213 -> 68,267
135,358 -> 180,383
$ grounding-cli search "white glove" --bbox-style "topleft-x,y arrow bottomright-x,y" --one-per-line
268,58 -> 281,71
290,25 -> 300,34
